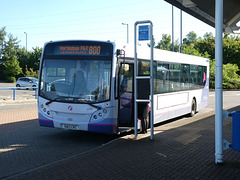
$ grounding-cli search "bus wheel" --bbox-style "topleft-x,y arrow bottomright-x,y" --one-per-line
190,99 -> 196,117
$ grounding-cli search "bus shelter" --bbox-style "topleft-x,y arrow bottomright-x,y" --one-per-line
164,0 -> 240,164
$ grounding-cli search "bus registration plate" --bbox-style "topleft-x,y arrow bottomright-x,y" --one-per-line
62,124 -> 79,130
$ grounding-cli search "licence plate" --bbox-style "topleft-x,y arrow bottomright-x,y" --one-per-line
62,124 -> 79,130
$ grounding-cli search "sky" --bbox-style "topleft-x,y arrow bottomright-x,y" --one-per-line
1,0 -> 215,51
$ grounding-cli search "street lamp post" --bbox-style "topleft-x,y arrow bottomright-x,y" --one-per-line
122,23 -> 129,44
24,32 -> 27,67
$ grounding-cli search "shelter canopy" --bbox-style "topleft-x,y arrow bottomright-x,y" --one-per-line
164,0 -> 240,33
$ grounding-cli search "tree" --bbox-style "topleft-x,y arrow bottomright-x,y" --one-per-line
0,27 -> 43,82
0,27 -> 7,58
183,31 -> 197,46
3,34 -> 20,58
194,32 -> 215,60
28,47 -> 42,72
222,34 -> 240,66
155,34 -> 171,50
3,56 -> 22,82
154,34 -> 180,52
16,47 -> 28,74
194,32 -> 240,72
222,63 -> 240,89
17,46 -> 42,77
25,67 -> 38,78
182,45 -> 210,58
1,33 -> 22,82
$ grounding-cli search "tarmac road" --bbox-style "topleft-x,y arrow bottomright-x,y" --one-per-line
0,90 -> 240,179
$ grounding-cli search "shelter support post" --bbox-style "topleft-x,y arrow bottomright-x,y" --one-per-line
215,0 -> 223,164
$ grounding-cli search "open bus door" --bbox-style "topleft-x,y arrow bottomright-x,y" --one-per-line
118,63 -> 134,127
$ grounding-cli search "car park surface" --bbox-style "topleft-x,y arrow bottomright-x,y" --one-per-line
1,91 -> 240,179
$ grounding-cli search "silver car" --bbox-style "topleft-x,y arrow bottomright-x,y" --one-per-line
16,77 -> 38,89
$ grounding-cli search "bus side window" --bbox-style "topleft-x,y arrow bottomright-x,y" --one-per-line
119,63 -> 133,95
155,63 -> 169,93
138,60 -> 150,76
190,65 -> 198,89
169,64 -> 180,92
198,66 -> 207,87
181,64 -> 190,90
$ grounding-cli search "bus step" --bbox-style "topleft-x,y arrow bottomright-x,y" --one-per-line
135,76 -> 150,79
136,99 -> 150,103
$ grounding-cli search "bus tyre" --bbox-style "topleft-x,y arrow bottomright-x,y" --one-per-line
32,85 -> 36,90
190,99 -> 196,117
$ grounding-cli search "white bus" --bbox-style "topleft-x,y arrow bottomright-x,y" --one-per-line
38,40 -> 209,134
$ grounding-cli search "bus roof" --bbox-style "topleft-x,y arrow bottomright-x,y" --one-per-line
119,44 -> 209,66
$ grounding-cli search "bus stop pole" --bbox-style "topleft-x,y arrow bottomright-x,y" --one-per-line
215,0 -> 223,164
134,20 -> 154,140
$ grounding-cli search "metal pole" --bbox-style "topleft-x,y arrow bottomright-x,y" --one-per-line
134,22 -> 138,139
127,24 -> 129,44
122,23 -> 129,44
215,0 -> 223,164
13,88 -> 15,100
149,23 -> 154,140
24,32 -> 27,67
134,20 -> 154,140
35,88 -> 38,99
180,10 -> 182,53
172,5 -> 174,52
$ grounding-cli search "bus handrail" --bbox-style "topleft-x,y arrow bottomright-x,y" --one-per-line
0,87 -> 38,100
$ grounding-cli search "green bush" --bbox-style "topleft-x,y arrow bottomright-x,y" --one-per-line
223,63 -> 240,89
25,67 -> 39,78
6,76 -> 16,83
209,60 -> 215,89
209,61 -> 240,89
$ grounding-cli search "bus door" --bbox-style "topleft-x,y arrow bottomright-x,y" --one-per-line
118,63 -> 134,127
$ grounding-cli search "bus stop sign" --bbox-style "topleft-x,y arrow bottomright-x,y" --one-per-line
138,25 -> 150,41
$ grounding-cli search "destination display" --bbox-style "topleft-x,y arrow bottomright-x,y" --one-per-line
44,41 -> 113,57
59,45 -> 101,55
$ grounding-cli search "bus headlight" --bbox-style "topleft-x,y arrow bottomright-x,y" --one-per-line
40,103 -> 53,118
91,108 -> 110,121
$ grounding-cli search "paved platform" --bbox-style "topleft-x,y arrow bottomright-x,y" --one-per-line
3,105 -> 240,180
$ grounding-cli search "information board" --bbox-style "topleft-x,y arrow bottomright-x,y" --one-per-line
138,25 -> 150,41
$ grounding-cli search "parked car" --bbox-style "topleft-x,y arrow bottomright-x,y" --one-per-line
16,77 -> 38,89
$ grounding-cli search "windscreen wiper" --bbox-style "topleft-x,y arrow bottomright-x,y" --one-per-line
46,97 -> 101,110
46,97 -> 61,105
72,98 -> 101,110
88,103 -> 102,110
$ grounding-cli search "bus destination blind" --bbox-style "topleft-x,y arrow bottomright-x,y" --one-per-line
58,45 -> 101,55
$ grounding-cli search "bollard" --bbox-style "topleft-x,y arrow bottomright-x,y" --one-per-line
229,111 -> 240,151
35,88 -> 38,99
13,88 -> 16,100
